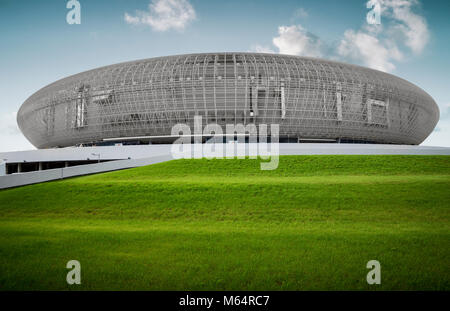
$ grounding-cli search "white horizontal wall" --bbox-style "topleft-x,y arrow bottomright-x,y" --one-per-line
1,143 -> 449,190
0,155 -> 173,190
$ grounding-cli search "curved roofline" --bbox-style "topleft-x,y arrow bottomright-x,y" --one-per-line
32,52 -> 425,94
18,51 -> 439,148
21,51 -> 439,125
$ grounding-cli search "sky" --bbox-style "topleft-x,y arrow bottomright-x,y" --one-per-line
0,0 -> 449,151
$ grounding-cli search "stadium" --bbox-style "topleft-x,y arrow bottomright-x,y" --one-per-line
17,52 -> 439,149
2,0 -> 449,293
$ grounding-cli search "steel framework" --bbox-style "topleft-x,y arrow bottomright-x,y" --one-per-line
17,53 -> 439,148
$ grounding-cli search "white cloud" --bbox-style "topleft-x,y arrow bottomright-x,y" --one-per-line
0,111 -> 34,152
255,1 -> 429,73
124,13 -> 140,25
250,45 -> 276,54
338,28 -> 403,72
293,8 -> 308,19
337,0 -> 429,72
381,0 -> 429,54
124,0 -> 196,32
272,25 -> 323,58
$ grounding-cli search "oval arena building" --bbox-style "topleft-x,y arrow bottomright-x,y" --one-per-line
17,53 -> 439,148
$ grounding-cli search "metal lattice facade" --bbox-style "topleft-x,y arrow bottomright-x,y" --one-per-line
17,53 -> 439,148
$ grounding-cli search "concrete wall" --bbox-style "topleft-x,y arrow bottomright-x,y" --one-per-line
0,154 -> 172,190
0,162 -> 6,176
1,143 -> 449,190
0,144 -> 174,164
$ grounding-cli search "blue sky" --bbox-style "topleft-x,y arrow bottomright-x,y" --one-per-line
0,0 -> 449,151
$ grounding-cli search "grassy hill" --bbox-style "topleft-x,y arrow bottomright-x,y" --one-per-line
0,155 -> 449,290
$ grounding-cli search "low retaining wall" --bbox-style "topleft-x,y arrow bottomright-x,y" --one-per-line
0,155 -> 173,190
1,143 -> 449,190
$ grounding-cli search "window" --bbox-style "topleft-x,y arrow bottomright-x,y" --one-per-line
44,106 -> 54,136
336,83 -> 343,121
367,98 -> 389,127
75,86 -> 88,128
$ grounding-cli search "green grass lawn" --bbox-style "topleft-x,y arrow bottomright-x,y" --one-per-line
0,155 -> 449,290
